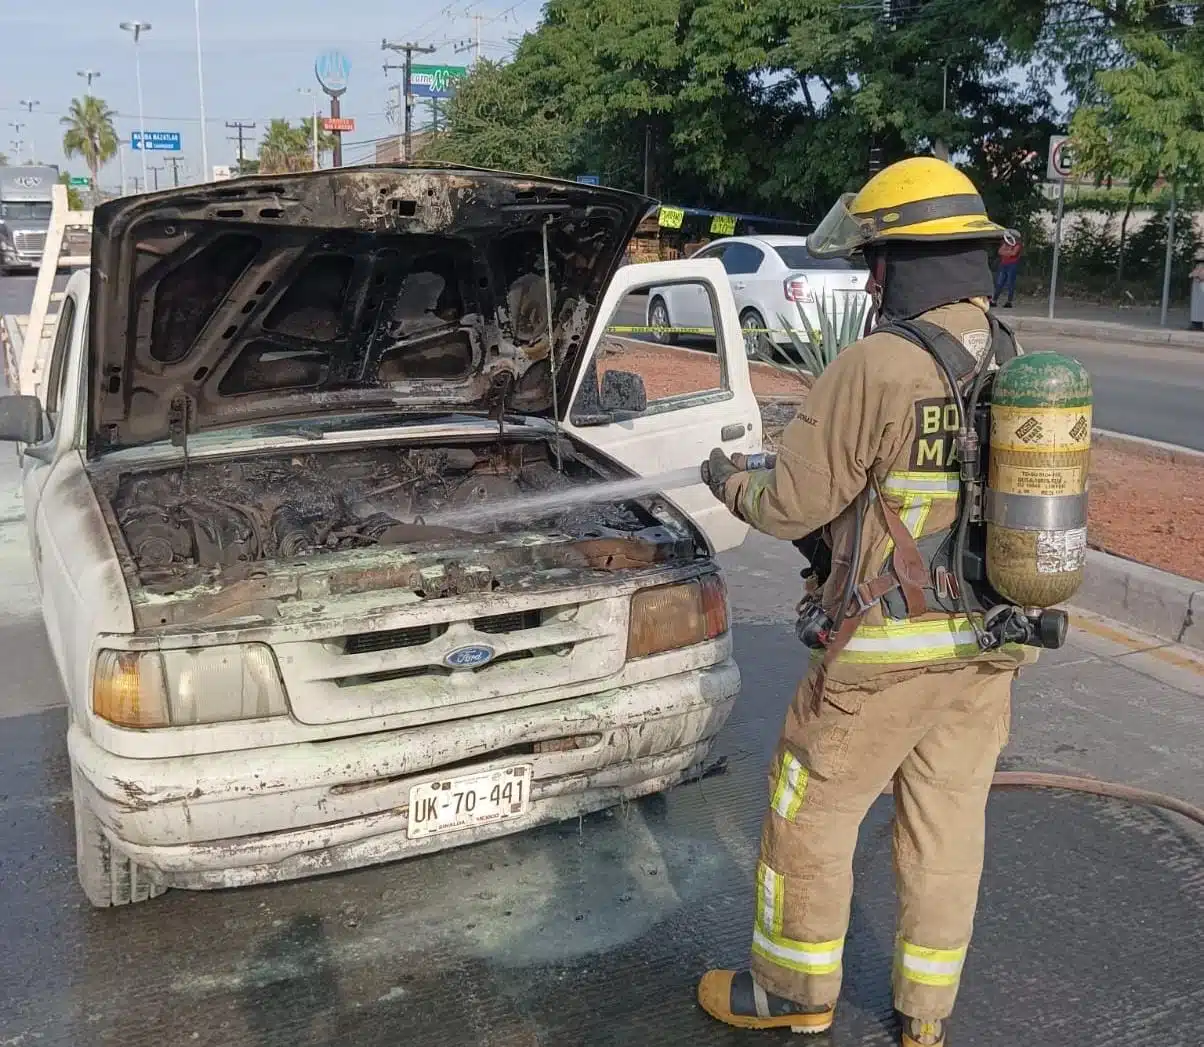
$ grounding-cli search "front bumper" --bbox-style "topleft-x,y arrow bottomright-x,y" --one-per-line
69,660 -> 740,890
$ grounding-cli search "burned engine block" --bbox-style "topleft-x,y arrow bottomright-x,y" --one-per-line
110,441 -> 647,584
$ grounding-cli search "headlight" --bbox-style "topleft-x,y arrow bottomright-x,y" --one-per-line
93,643 -> 288,728
627,575 -> 729,660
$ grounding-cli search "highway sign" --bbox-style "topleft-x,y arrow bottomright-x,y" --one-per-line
68,176 -> 90,188
131,131 -> 181,152
576,174 -> 600,185
1048,135 -> 1075,181
411,65 -> 468,100
323,117 -> 355,133
315,50 -> 352,97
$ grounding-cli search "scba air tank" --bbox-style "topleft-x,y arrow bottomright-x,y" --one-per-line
985,352 -> 1093,609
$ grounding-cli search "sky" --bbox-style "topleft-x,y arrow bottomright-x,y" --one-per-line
0,0 -> 543,191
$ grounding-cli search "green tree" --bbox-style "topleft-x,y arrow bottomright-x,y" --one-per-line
57,172 -> 85,210
60,96 -> 119,193
1071,23 -> 1204,285
420,59 -> 576,173
257,118 -> 338,173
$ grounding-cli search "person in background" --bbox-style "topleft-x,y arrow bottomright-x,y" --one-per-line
992,229 -> 1022,308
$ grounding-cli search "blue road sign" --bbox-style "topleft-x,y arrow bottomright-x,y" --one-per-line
576,174 -> 600,185
131,131 -> 182,152
315,50 -> 352,97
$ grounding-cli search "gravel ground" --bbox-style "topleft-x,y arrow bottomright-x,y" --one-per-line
618,345 -> 1201,582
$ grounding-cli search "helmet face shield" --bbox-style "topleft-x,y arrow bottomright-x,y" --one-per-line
806,193 -> 876,259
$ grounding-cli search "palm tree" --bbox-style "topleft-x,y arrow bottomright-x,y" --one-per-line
258,118 -> 339,174
61,96 -> 118,195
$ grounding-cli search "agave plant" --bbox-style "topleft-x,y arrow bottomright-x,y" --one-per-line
758,290 -> 870,378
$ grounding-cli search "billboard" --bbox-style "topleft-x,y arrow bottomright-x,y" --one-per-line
410,65 -> 468,99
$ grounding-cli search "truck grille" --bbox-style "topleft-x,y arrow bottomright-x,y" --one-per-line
342,610 -> 542,655
12,231 -> 46,256
275,595 -> 628,728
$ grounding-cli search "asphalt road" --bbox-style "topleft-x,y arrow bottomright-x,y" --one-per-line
610,297 -> 1204,450
1,267 -> 1203,1044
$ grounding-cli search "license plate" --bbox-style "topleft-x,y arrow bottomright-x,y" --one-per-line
406,765 -> 533,840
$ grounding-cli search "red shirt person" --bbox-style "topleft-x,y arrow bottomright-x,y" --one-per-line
993,231 -> 1022,307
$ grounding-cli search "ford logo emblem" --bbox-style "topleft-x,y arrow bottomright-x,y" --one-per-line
443,644 -> 495,669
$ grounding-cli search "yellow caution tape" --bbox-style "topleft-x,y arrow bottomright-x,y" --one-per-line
605,324 -> 806,336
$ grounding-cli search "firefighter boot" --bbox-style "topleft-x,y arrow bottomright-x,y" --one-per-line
697,969 -> 835,1033
900,1014 -> 946,1046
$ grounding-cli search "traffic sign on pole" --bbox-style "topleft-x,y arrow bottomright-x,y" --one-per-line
131,131 -> 182,152
1047,135 -> 1074,181
68,176 -> 91,188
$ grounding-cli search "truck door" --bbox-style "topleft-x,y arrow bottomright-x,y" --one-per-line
20,284 -> 83,589
563,258 -> 763,553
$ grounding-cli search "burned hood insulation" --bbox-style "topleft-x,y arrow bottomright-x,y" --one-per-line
86,166 -> 652,454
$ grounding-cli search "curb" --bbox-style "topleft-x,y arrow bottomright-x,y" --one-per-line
1009,314 -> 1204,352
1073,549 -> 1204,652
1092,428 -> 1204,464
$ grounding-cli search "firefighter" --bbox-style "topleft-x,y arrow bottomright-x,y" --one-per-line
696,157 -> 1036,1047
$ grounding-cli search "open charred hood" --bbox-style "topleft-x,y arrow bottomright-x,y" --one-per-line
87,166 -> 652,454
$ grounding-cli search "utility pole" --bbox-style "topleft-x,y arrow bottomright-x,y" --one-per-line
148,164 -> 163,190
18,100 -> 39,162
383,63 -> 405,161
165,156 -> 184,186
226,120 -> 256,173
381,40 -> 435,162
9,122 -> 26,163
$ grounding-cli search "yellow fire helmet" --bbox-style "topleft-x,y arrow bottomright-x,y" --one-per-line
806,156 -> 1007,259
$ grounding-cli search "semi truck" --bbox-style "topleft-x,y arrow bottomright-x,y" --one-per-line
0,164 -> 60,274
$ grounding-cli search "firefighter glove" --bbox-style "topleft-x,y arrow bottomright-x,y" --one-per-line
701,448 -> 740,501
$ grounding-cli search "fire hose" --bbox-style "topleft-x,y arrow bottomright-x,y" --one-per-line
881,772 -> 1204,827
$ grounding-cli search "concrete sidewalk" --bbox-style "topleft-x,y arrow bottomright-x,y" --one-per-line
1004,296 -> 1204,349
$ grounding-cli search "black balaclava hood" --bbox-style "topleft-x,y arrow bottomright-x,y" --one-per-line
870,239 -> 997,321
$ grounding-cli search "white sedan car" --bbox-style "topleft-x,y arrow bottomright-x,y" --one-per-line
646,234 -> 870,357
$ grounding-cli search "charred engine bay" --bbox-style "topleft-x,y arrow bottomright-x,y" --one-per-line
103,439 -> 699,603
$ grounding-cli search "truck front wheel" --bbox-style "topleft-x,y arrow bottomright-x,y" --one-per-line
72,770 -> 168,907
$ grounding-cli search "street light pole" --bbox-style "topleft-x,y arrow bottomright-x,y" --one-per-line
194,0 -> 209,181
120,20 -> 152,190
77,70 -> 102,96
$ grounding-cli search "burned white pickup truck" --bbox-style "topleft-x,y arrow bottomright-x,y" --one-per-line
0,167 -> 762,906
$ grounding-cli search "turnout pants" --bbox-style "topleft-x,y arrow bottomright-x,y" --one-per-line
750,660 -> 1014,1020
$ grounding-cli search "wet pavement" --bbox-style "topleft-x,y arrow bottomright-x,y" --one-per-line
1,273 -> 1203,1045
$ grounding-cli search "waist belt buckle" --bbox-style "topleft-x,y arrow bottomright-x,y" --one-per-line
848,583 -> 879,616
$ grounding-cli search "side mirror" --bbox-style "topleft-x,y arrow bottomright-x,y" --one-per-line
599,369 -> 647,414
0,395 -> 44,444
